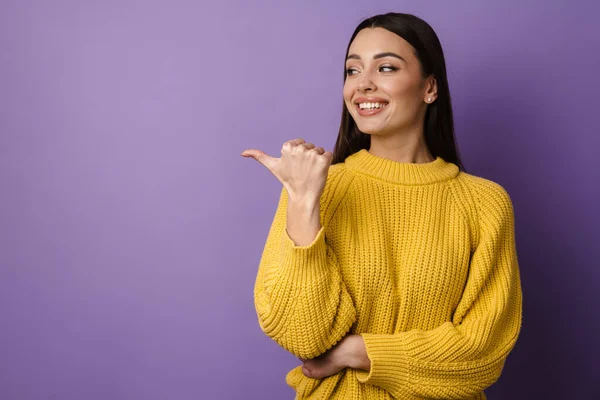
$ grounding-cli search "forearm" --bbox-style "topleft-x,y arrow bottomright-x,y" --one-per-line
255,188 -> 357,359
286,194 -> 321,246
344,334 -> 371,372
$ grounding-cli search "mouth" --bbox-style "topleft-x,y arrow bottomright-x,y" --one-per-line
354,101 -> 389,116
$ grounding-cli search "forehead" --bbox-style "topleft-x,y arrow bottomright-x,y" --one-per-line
347,27 -> 414,59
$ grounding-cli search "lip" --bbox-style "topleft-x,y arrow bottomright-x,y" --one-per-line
353,96 -> 389,117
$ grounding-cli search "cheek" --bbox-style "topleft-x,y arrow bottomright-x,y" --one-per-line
342,83 -> 355,109
380,80 -> 410,98
343,77 -> 358,95
383,82 -> 422,113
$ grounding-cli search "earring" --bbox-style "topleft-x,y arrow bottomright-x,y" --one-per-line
427,97 -> 432,102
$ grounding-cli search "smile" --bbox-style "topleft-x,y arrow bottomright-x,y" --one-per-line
355,102 -> 388,116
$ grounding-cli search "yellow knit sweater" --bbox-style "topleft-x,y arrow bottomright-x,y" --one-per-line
253,149 -> 523,400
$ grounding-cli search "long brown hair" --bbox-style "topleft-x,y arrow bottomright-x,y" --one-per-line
332,12 -> 466,172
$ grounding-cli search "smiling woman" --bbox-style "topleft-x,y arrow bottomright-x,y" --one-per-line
343,28 -> 437,142
247,12 -> 522,400
334,13 -> 461,169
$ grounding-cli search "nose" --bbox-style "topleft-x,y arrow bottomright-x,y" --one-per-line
357,71 -> 376,92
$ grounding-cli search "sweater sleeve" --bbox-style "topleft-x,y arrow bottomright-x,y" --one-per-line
253,169 -> 357,360
354,181 -> 523,399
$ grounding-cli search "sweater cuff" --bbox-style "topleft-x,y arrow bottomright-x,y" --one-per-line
278,224 -> 329,286
355,333 -> 409,391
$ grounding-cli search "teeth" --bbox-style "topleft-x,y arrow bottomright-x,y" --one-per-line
358,102 -> 387,110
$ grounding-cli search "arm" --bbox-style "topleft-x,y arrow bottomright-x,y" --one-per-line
351,182 -> 523,399
253,173 -> 357,360
285,193 -> 321,247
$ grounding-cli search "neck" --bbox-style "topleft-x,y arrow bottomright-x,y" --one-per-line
367,127 -> 434,164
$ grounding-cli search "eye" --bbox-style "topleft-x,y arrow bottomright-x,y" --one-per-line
345,67 -> 359,76
380,65 -> 398,72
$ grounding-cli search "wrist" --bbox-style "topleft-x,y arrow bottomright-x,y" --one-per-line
345,334 -> 371,371
287,199 -> 320,220
288,194 -> 320,214
286,186 -> 321,207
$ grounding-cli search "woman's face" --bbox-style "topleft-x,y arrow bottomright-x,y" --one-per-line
343,27 -> 436,136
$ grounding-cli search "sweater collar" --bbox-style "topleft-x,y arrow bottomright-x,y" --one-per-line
344,149 -> 459,185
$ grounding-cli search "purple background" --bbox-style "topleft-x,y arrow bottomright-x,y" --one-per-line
1,1 -> 598,399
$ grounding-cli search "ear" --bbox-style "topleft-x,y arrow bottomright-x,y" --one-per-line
425,76 -> 438,102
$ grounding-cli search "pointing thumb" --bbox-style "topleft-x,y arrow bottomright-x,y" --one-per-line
240,149 -> 278,172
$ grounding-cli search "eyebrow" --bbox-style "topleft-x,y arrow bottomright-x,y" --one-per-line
346,52 -> 406,63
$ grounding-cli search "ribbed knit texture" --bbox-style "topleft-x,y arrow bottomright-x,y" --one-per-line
254,149 -> 523,400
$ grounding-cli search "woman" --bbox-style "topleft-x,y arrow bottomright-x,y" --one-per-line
241,12 -> 522,400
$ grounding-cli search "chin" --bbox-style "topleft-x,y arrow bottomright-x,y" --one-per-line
355,125 -> 387,136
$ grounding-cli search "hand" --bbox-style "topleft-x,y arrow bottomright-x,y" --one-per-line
240,138 -> 333,201
298,334 -> 369,379
298,338 -> 349,379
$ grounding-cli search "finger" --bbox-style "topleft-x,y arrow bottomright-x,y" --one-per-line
302,365 -> 311,377
240,149 -> 278,171
282,138 -> 306,154
287,138 -> 306,147
311,146 -> 325,155
299,143 -> 316,150
322,151 -> 333,162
